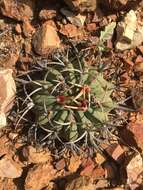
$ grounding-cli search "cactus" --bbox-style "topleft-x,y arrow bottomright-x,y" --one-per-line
30,55 -> 116,146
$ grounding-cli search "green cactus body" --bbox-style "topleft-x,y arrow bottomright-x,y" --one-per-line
31,59 -> 116,144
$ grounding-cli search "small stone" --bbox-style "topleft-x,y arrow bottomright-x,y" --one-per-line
68,154 -> 81,172
0,178 -> 18,190
105,143 -> 125,161
86,23 -> 96,32
15,24 -> 22,34
55,158 -> 66,170
0,155 -> 22,178
92,166 -> 105,178
129,122 -> 143,150
33,21 -> 60,55
135,55 -> 143,64
95,153 -> 105,165
60,24 -> 82,38
60,8 -> 86,27
22,21 -> 35,37
0,0 -> 35,21
22,146 -> 52,164
0,69 -> 16,127
25,163 -> 56,190
39,9 -> 57,20
64,0 -> 97,12
126,154 -> 143,189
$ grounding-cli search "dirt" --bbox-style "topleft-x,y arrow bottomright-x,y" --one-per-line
0,0 -> 143,190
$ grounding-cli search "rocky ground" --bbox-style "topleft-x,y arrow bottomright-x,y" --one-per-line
0,0 -> 143,190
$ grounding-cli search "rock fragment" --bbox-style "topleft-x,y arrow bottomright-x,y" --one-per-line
116,10 -> 143,51
0,155 -> 22,178
64,0 -> 97,12
126,154 -> 143,189
65,176 -> 95,190
25,163 -> 56,190
0,0 -> 35,21
22,21 -> 35,38
22,146 -> 52,164
60,24 -> 83,38
0,69 -> 16,127
33,22 -> 60,55
60,8 -> 86,27
39,9 -> 57,20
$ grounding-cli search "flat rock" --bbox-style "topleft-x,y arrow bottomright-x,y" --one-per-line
0,0 -> 35,21
0,155 -> 22,178
33,21 -> 60,55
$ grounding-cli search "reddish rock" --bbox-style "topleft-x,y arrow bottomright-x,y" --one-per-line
33,21 -> 60,55
80,158 -> 95,177
129,122 -> 143,150
0,0 -> 35,21
22,21 -> 35,37
25,163 -> 56,190
86,23 -> 96,32
55,158 -> 66,170
65,176 -> 95,190
92,166 -> 105,178
60,24 -> 83,38
0,155 -> 22,178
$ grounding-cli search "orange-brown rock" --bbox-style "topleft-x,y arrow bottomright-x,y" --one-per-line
22,146 -> 52,164
0,0 -> 35,21
0,155 -> 22,178
33,22 -> 60,55
25,163 -> 56,190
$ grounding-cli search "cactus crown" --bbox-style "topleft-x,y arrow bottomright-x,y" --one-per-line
30,53 -> 116,147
